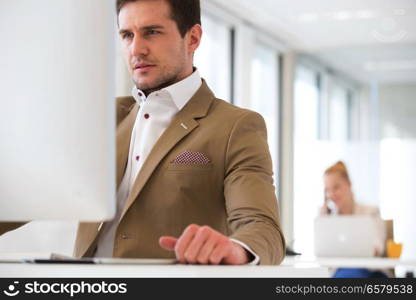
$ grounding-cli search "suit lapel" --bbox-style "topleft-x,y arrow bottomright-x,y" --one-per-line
120,81 -> 215,220
116,103 -> 139,186
73,222 -> 102,258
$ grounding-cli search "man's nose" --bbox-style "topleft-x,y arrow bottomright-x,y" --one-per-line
131,36 -> 149,57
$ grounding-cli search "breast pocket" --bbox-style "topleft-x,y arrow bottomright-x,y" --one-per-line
166,163 -> 213,172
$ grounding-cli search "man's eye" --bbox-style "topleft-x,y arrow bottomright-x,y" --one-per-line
122,33 -> 133,40
146,29 -> 159,36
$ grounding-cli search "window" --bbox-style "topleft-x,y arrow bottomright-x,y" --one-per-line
329,84 -> 351,141
249,42 -> 280,183
294,66 -> 320,141
293,65 -> 321,255
194,13 -> 232,101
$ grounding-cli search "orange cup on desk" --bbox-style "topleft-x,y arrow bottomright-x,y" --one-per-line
387,239 -> 403,258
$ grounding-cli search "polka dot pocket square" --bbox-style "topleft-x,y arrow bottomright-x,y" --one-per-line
171,150 -> 211,165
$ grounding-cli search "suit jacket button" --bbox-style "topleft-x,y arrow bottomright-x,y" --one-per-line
121,234 -> 129,240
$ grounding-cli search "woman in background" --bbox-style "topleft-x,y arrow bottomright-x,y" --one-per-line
320,161 -> 388,278
321,161 -> 380,217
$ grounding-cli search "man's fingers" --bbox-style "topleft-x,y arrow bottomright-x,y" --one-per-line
174,224 -> 199,263
159,236 -> 177,251
208,238 -> 231,265
183,226 -> 212,264
196,233 -> 217,264
160,226 -> 249,265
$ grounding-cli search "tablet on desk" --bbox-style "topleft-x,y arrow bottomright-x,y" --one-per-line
26,256 -> 177,265
93,258 -> 177,265
0,252 -> 63,263
0,253 -> 176,265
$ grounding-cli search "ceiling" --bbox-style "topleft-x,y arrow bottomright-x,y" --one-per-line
208,0 -> 416,84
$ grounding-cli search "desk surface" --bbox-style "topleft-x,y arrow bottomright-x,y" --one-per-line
0,263 -> 329,278
283,256 -> 416,269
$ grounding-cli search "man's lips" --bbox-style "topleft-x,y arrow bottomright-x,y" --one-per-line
134,64 -> 156,72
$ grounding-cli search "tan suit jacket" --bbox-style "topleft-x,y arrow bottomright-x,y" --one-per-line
0,81 -> 285,265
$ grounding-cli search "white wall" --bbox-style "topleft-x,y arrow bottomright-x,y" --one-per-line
379,84 -> 416,139
378,83 -> 416,244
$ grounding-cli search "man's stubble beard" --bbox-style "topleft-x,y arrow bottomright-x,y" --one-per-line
133,46 -> 188,95
135,67 -> 182,96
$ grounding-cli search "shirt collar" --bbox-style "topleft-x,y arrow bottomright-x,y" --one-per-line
131,69 -> 202,111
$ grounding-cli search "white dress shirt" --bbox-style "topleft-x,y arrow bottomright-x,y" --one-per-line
94,70 -> 259,264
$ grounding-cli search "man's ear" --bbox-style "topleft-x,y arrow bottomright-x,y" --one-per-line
187,24 -> 202,54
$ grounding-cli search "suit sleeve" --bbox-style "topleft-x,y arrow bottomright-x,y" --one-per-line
224,111 -> 285,265
0,222 -> 27,236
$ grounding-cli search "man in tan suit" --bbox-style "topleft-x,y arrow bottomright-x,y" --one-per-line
0,0 -> 285,265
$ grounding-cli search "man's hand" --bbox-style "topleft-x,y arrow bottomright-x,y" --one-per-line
159,224 -> 250,265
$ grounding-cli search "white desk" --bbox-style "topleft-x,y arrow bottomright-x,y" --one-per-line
0,263 -> 329,278
282,256 -> 416,277
282,256 -> 416,269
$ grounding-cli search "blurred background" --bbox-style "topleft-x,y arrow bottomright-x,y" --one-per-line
190,0 -> 416,257
1,0 -> 415,260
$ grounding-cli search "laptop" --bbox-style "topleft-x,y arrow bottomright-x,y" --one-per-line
314,216 -> 378,257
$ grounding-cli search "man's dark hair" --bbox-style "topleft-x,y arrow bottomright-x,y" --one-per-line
116,0 -> 201,37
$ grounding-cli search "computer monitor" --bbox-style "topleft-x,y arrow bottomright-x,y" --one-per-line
0,0 -> 116,221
